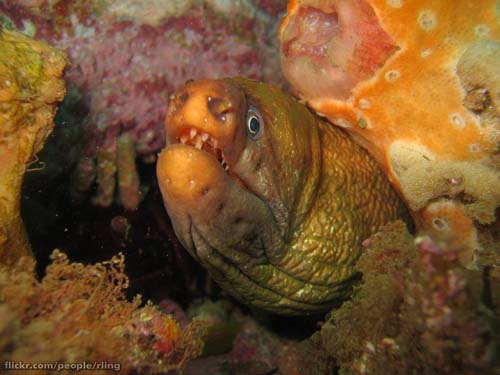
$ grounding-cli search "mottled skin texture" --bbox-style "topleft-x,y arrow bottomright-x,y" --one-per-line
157,78 -> 405,315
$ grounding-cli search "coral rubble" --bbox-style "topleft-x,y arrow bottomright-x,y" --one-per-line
1,0 -> 287,209
279,0 -> 500,264
0,250 -> 207,374
0,26 -> 66,265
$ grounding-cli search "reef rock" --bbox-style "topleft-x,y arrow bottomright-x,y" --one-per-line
277,221 -> 500,374
0,0 -> 287,210
322,221 -> 500,374
0,27 -> 66,265
279,0 -> 500,265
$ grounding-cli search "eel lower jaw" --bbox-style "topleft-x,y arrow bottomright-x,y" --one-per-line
157,142 -> 271,262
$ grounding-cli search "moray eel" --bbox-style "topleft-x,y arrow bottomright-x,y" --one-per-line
156,78 -> 406,316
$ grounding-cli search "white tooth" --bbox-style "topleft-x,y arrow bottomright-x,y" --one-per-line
195,136 -> 203,149
190,128 -> 197,139
201,132 -> 209,142
213,139 -> 219,149
180,135 -> 188,144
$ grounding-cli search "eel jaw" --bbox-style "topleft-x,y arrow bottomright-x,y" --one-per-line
156,143 -> 230,259
156,142 -> 273,261
176,126 -> 229,171
165,78 -> 247,169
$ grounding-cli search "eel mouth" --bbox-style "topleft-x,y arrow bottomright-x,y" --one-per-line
163,79 -> 249,186
176,126 -> 229,171
169,125 -> 253,194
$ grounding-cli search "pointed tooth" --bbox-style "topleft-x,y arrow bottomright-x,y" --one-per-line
201,132 -> 209,142
190,128 -> 197,139
213,139 -> 219,149
195,136 -> 203,149
180,135 -> 188,144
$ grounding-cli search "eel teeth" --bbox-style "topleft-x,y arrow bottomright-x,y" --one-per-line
195,136 -> 203,149
190,128 -> 197,139
179,127 -> 228,172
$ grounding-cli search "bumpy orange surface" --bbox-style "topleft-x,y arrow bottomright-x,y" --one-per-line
280,0 -> 500,264
0,28 -> 66,265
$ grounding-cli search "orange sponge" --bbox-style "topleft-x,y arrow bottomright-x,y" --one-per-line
280,0 -> 500,264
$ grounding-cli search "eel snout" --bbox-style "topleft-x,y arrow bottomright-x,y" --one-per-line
157,79 -> 248,214
157,78 -> 252,214
164,79 -> 247,167
157,79 -> 261,257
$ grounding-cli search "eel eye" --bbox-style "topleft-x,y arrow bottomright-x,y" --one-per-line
245,107 -> 263,140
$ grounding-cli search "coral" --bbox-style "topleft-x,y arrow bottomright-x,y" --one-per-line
187,298 -> 283,365
0,27 -> 66,265
91,146 -> 117,207
228,314 -> 282,369
277,339 -> 335,375
1,0 -> 287,209
184,301 -> 288,375
313,222 -> 500,374
254,0 -> 288,16
279,0 -> 500,264
0,250 -> 208,374
116,135 -> 141,210
104,0 -> 196,26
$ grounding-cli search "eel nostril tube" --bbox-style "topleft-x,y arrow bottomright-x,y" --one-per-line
207,97 -> 232,121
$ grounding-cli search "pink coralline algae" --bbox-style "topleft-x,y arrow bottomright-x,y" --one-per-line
1,0 -> 286,209
254,0 -> 288,16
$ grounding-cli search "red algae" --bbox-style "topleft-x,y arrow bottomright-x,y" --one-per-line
0,0 -> 287,209
0,250 -> 208,374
